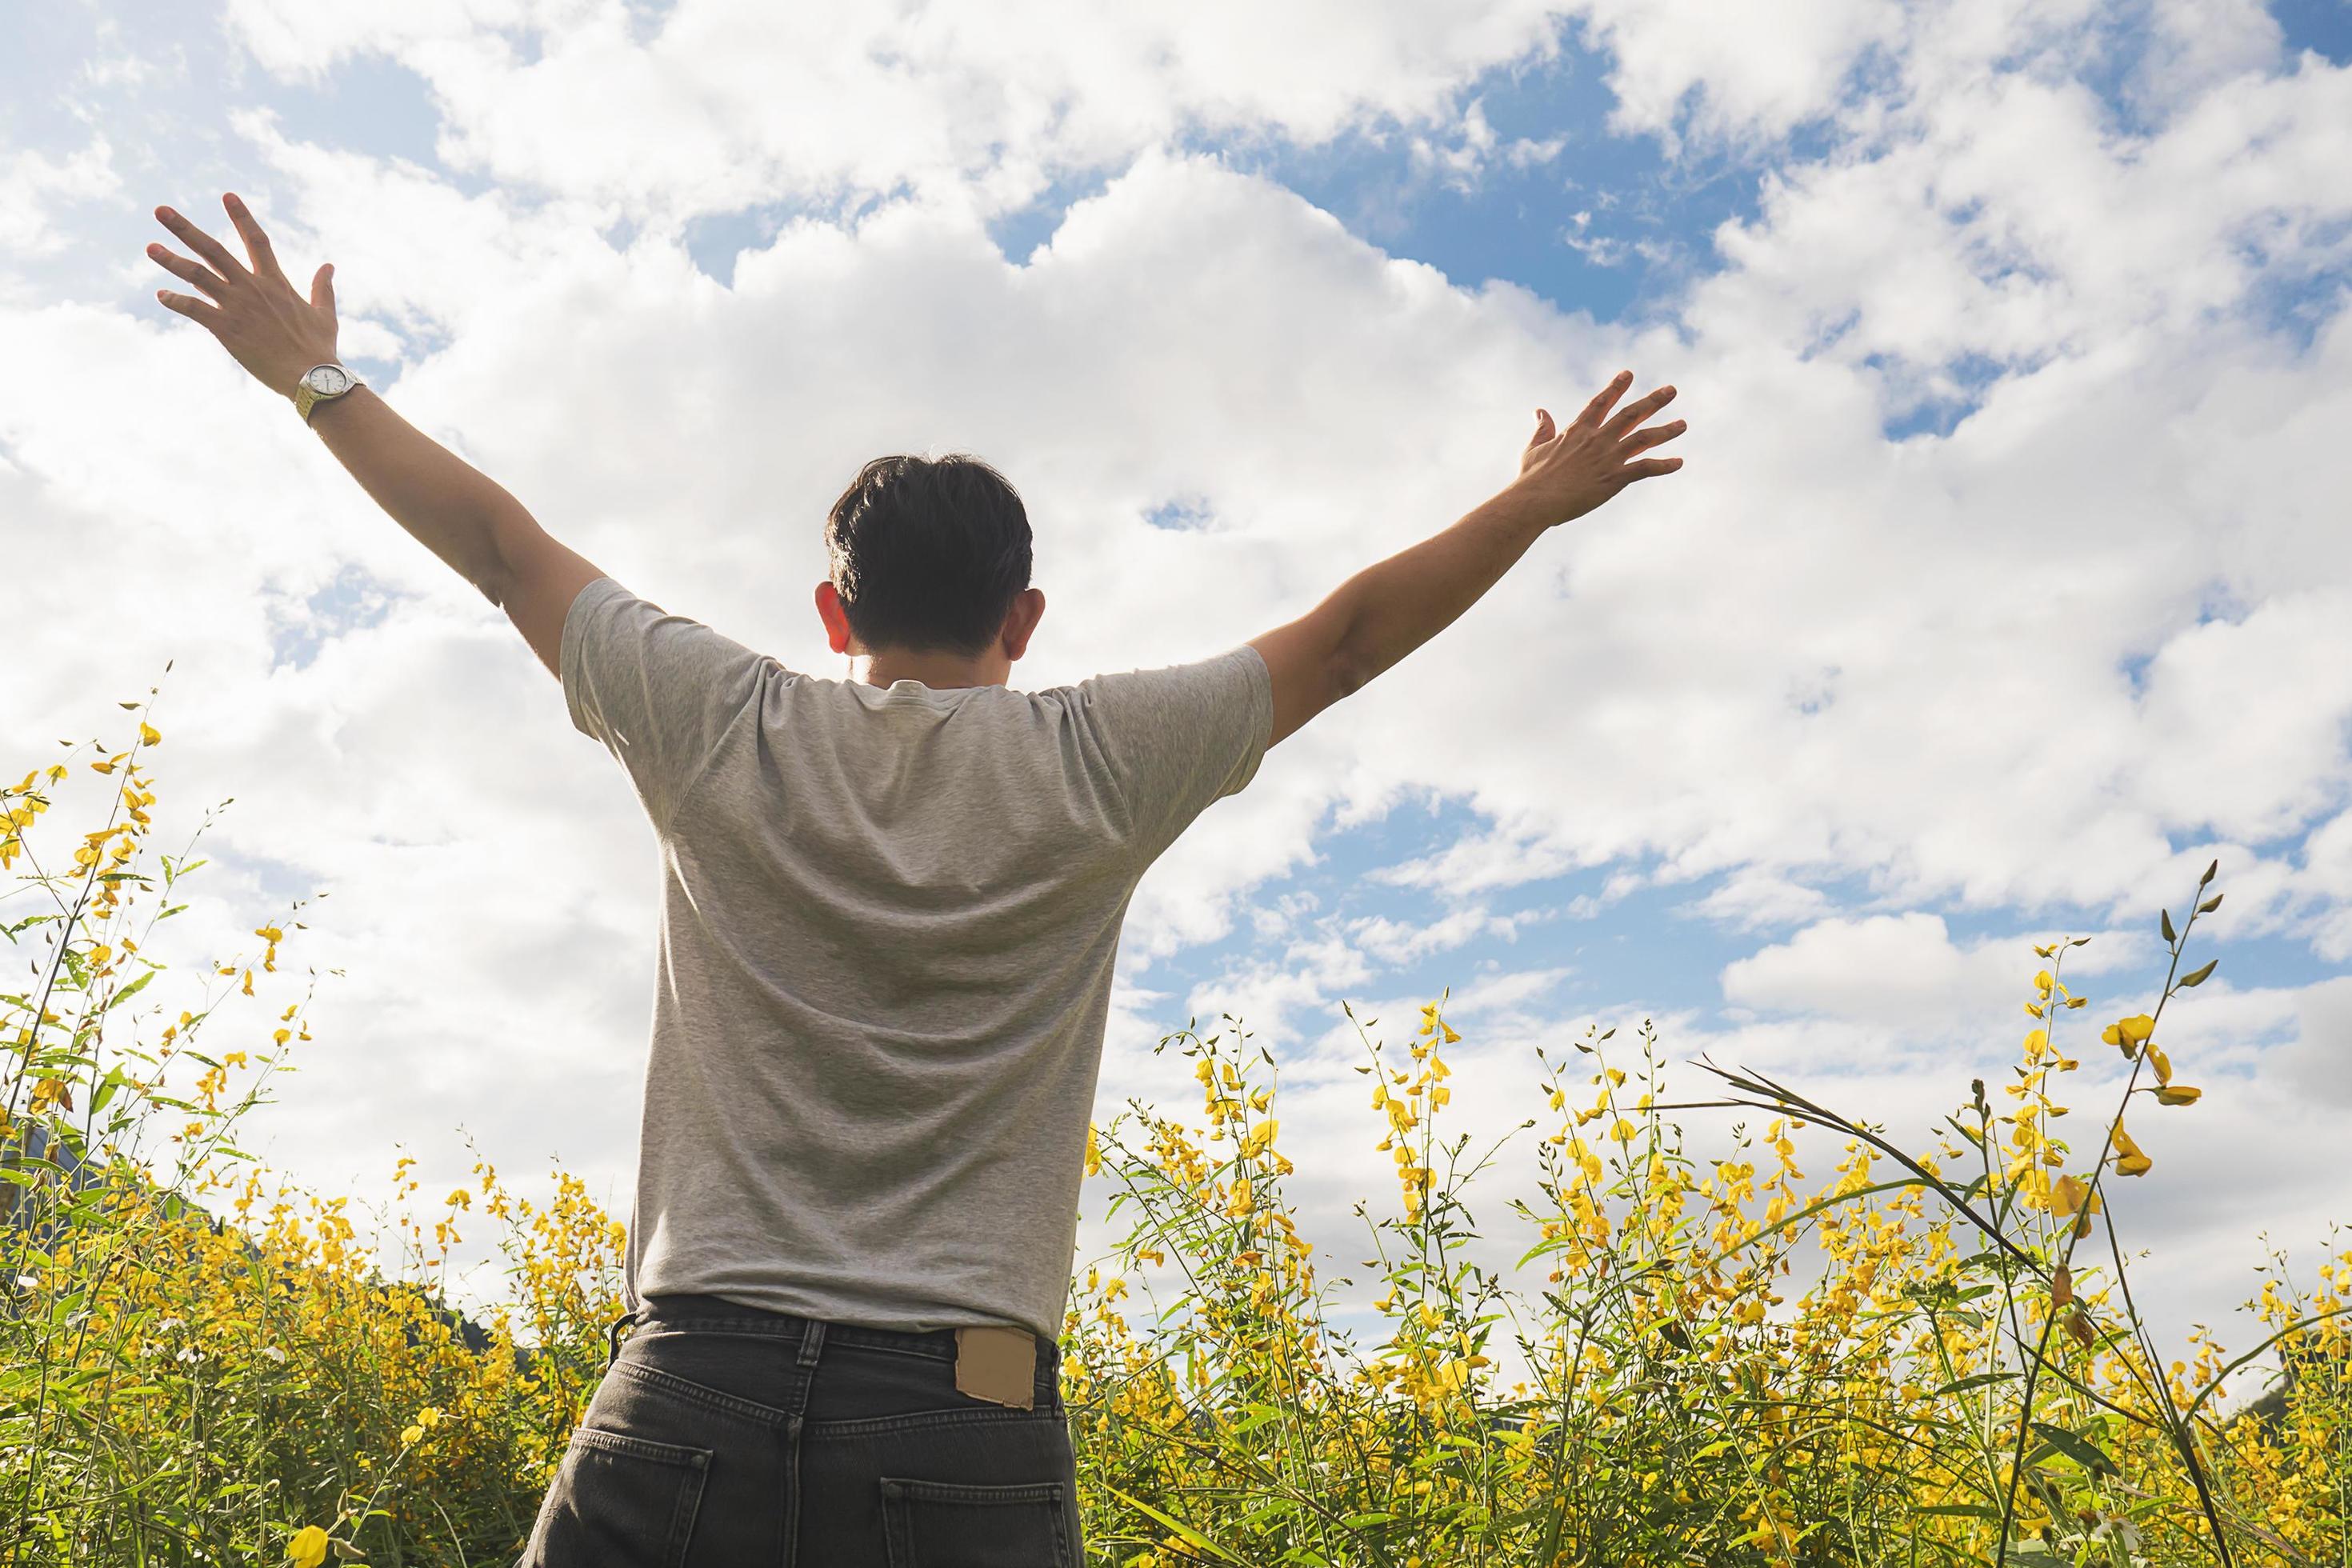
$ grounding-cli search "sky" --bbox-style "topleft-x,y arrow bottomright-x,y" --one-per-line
6,0 -> 2351,1366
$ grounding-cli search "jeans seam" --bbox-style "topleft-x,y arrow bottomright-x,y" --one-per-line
611,1356 -> 794,1429
807,1406 -> 1070,1439
566,1426 -> 711,1469
878,1478 -> 1066,1506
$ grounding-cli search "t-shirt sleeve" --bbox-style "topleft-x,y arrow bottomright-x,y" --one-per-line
1074,645 -> 1274,861
560,575 -> 776,833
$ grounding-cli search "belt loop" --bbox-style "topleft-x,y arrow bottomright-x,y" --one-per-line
606,1305 -> 639,1368
797,1318 -> 826,1370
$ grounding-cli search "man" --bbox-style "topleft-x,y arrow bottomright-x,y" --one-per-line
148,193 -> 1685,1565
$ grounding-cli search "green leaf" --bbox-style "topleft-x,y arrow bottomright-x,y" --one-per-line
1932,1371 -> 2017,1398
2178,959 -> 2218,987
2030,1420 -> 2116,1475
2160,908 -> 2177,943
2199,893 -> 2223,914
1918,1503 -> 2002,1521
2200,857 -> 2218,886
1104,1486 -> 1251,1565
1223,1404 -> 1286,1436
103,969 -> 155,1010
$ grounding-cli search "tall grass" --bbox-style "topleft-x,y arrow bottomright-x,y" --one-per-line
3,699 -> 2345,1565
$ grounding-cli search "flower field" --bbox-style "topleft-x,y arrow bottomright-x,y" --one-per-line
3,704 -> 2346,1566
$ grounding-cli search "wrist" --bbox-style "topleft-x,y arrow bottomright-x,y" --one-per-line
1482,483 -> 1562,535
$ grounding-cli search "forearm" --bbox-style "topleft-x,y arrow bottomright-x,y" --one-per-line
146,195 -> 563,614
1326,490 -> 1550,691
308,387 -> 530,602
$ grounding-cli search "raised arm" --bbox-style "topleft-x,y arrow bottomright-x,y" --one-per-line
147,193 -> 599,675
1247,372 -> 1685,746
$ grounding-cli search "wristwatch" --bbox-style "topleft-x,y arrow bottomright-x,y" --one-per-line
294,362 -> 362,425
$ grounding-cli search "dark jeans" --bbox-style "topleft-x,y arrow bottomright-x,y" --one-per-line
518,1294 -> 1083,1566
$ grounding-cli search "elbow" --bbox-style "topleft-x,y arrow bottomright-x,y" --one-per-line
1328,642 -> 1372,703
474,562 -> 516,610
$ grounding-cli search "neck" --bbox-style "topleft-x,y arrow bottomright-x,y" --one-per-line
852,646 -> 1010,690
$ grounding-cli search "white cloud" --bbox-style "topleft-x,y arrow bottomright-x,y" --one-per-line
1721,911 -> 2150,1032
1348,904 -> 1525,965
223,0 -> 1575,218
1566,0 -> 1907,150
2282,974 -> 2352,1104
0,137 -> 122,262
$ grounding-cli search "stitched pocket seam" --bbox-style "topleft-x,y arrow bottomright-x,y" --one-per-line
611,1356 -> 794,1428
568,1426 -> 711,1469
810,1406 -> 1068,1440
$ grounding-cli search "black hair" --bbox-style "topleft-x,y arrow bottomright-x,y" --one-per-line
822,454 -> 1033,655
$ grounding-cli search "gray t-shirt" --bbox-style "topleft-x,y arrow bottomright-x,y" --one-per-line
561,575 -> 1273,1338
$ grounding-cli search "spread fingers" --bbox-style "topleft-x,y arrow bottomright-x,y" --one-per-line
1603,384 -> 1676,440
1621,418 -> 1688,456
154,289 -> 222,326
222,192 -> 287,282
154,206 -> 246,282
146,242 -> 230,300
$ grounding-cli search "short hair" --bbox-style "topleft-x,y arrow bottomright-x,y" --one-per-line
822,454 -> 1034,656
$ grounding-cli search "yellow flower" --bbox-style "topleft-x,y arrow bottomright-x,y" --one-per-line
2050,1174 -> 2101,1219
418,1406 -> 445,1429
2155,1085 -> 2202,1106
139,722 -> 162,746
401,1423 -> 425,1445
287,1526 -> 330,1568
2111,1121 -> 2153,1177
2100,1014 -> 2155,1058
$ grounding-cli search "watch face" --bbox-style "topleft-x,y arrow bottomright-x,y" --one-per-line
306,365 -> 352,395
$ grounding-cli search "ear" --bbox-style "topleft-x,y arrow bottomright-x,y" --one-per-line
1000,586 -> 1047,662
814,580 -> 857,655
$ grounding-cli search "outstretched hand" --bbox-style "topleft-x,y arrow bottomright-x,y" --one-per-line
1511,371 -> 1686,527
148,194 -> 339,400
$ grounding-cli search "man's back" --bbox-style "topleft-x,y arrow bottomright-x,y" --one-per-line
563,575 -> 1273,1338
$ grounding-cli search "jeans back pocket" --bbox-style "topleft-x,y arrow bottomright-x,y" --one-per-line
523,1426 -> 710,1567
878,1477 -> 1074,1567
